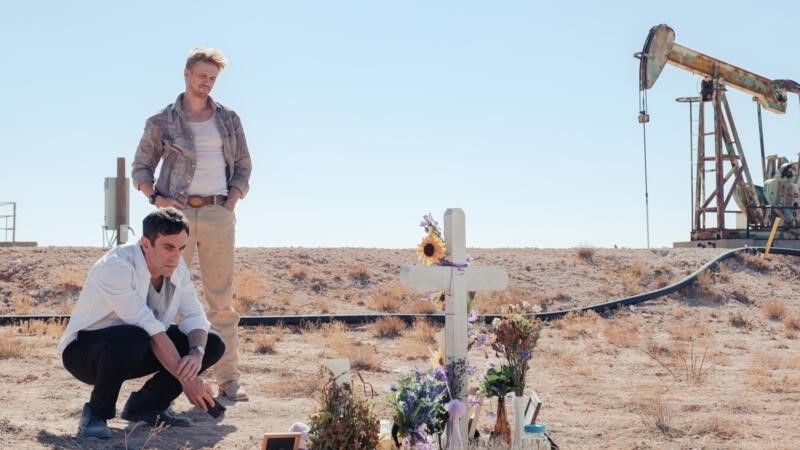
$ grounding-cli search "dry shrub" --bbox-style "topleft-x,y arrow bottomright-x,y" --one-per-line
685,269 -> 725,303
331,341 -> 382,372
368,316 -> 406,338
714,264 -> 732,282
407,299 -> 440,314
620,262 -> 645,295
233,268 -> 264,313
18,319 -> 65,337
553,311 -> 601,339
252,325 -> 286,354
729,311 -> 753,330
320,321 -> 348,339
735,252 -> 771,272
393,337 -> 430,360
755,353 -> 783,370
672,305 -> 690,320
639,395 -> 672,433
254,334 -> 279,354
695,416 -> 738,440
784,313 -> 800,333
482,288 -> 530,314
744,366 -> 774,392
304,322 -> 381,370
289,264 -> 309,282
411,318 -> 438,345
645,340 -> 712,384
312,298 -> 331,314
10,293 -> 34,315
603,321 -> 640,348
667,321 -> 709,341
677,343 -> 711,385
576,245 -> 595,261
695,270 -> 713,291
0,329 -> 25,359
268,366 -> 327,398
367,283 -> 409,312
348,264 -> 371,286
653,273 -> 671,288
310,276 -> 328,294
51,265 -> 85,290
761,299 -> 787,320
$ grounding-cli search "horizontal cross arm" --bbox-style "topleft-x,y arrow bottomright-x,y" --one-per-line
400,266 -> 508,292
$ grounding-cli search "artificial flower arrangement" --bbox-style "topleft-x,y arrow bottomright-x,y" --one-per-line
416,214 -> 447,266
479,309 -> 542,445
388,366 -> 449,449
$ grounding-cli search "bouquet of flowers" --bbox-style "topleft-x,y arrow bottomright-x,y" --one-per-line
479,314 -> 542,445
389,367 -> 449,449
417,214 -> 446,266
490,314 -> 541,396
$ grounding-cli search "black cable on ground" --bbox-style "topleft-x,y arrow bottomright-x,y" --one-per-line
2,247 -> 798,327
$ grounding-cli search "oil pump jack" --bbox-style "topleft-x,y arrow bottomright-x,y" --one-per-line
636,24 -> 800,245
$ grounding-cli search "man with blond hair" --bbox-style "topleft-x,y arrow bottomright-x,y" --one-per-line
133,47 -> 252,401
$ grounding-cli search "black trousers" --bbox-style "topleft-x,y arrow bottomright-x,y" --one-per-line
62,324 -> 225,420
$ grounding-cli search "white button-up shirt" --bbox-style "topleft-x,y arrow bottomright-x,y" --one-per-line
57,242 -> 210,355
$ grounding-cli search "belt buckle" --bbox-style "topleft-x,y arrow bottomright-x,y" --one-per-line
187,196 -> 205,208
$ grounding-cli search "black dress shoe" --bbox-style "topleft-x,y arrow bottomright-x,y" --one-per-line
77,403 -> 112,439
121,393 -> 193,428
121,406 -> 193,427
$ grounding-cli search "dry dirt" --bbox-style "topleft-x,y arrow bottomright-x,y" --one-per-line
1,246 -> 799,449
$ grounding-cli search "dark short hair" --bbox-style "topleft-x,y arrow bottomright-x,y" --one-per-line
142,208 -> 190,244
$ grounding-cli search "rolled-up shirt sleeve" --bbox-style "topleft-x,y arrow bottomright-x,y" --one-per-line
93,261 -> 166,336
175,266 -> 210,335
228,113 -> 252,198
132,117 -> 163,191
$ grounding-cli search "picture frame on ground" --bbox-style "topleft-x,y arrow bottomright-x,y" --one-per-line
261,432 -> 301,450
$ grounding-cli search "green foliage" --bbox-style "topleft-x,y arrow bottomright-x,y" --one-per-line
479,364 -> 519,398
308,377 -> 379,450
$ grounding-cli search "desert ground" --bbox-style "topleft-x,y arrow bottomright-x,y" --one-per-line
1,246 -> 799,449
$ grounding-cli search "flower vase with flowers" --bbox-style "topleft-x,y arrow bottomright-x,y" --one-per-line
481,313 -> 542,446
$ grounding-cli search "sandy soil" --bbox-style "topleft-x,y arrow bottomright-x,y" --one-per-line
1,246 -> 799,449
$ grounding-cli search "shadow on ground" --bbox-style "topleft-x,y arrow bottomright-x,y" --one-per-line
36,413 -> 236,450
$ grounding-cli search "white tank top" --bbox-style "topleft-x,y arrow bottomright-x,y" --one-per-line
186,116 -> 228,196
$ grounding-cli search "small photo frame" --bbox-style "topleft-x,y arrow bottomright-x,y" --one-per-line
261,432 -> 301,450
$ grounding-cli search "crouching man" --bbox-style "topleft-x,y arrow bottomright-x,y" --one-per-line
57,208 -> 225,438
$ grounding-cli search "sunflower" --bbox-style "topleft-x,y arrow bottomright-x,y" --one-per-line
429,347 -> 444,368
416,231 -> 446,266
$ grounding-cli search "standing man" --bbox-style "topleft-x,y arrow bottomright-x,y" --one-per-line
132,48 -> 252,401
58,208 -> 225,438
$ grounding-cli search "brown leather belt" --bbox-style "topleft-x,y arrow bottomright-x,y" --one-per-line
187,195 -> 227,208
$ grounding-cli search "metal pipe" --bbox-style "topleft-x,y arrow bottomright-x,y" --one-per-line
5,247 -> 800,326
668,43 -> 787,113
756,101 -> 766,181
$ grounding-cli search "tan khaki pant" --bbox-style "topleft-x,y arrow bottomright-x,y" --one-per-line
181,204 -> 239,385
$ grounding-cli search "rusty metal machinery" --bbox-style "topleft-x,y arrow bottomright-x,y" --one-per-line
636,24 -> 800,241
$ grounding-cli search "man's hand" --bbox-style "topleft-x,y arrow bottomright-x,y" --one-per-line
181,378 -> 215,412
223,187 -> 242,212
176,352 -> 202,382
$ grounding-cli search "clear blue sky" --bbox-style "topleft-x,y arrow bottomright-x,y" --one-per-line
2,1 -> 800,248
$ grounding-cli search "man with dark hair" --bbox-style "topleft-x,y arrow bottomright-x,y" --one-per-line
132,46 -> 252,402
58,208 -> 225,439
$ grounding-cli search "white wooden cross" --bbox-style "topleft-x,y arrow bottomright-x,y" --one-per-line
400,208 -> 508,449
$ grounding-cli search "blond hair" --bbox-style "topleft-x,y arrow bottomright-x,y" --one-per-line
185,47 -> 227,70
